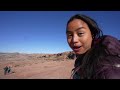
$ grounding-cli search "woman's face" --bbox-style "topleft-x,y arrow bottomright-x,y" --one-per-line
66,19 -> 93,55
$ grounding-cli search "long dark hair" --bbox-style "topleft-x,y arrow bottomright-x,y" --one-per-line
79,44 -> 107,79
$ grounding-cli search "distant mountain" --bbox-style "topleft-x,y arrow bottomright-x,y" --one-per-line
0,51 -> 76,61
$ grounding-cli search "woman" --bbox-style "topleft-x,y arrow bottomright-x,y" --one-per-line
66,14 -> 120,79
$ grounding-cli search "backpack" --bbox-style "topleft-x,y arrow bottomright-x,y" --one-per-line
101,35 -> 120,56
92,35 -> 120,79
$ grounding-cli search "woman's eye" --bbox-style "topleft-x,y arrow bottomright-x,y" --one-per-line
78,33 -> 84,36
67,33 -> 72,38
68,34 -> 72,37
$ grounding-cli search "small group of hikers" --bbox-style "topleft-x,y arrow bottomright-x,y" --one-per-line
4,66 -> 11,75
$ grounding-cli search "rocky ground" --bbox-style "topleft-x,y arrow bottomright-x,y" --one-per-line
0,52 -> 75,79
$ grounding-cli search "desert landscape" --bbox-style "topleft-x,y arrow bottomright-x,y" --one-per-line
0,51 -> 76,79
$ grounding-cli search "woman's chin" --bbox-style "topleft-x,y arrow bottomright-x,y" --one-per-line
74,50 -> 86,55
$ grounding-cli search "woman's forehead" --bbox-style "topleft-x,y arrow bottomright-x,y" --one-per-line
68,19 -> 86,25
67,19 -> 89,31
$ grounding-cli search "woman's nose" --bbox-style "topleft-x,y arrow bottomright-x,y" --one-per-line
72,35 -> 79,43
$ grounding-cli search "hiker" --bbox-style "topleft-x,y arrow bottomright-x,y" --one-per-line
7,66 -> 11,74
66,14 -> 120,79
4,66 -> 8,75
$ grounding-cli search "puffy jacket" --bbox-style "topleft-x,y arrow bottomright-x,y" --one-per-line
72,35 -> 120,79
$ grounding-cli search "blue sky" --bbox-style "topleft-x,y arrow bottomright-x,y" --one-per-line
0,11 -> 120,54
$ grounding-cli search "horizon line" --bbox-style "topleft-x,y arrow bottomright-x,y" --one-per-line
0,51 -> 73,54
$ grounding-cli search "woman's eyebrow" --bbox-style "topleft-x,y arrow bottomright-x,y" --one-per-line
66,27 -> 84,33
75,27 -> 84,31
66,31 -> 71,34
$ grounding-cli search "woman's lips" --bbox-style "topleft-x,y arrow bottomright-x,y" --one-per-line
73,46 -> 81,52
